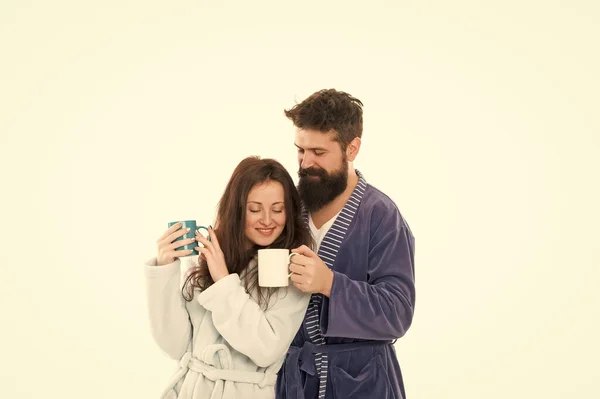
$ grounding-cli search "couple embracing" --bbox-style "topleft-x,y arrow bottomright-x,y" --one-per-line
143,89 -> 416,399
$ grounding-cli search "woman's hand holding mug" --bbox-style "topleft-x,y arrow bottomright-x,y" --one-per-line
156,222 -> 197,266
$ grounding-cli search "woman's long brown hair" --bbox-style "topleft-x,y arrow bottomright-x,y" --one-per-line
181,156 -> 314,309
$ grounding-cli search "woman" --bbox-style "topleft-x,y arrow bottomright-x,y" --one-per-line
143,156 -> 314,399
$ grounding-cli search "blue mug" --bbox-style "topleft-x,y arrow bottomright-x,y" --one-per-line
168,220 -> 210,256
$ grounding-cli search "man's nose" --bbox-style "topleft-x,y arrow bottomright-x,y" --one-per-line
300,153 -> 314,169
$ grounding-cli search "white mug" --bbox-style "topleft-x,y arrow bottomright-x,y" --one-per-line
257,248 -> 298,287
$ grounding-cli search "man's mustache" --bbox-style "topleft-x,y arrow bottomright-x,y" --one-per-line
298,167 -> 327,178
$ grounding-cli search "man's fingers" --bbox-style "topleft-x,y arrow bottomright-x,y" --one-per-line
290,272 -> 314,287
291,275 -> 309,290
289,254 -> 310,267
289,263 -> 307,275
291,245 -> 315,258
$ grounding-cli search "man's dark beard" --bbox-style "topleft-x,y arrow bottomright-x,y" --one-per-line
298,163 -> 348,212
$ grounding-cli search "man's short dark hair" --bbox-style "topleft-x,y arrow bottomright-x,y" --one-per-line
284,89 -> 363,151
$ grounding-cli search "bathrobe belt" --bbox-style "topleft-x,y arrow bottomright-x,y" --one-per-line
163,344 -> 277,397
283,340 -> 395,399
180,352 -> 277,387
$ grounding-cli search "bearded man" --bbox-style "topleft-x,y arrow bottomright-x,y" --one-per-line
276,89 -> 416,399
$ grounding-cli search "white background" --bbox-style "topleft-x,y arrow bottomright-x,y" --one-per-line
1,1 -> 599,398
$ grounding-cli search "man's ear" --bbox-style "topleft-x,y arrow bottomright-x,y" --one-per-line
346,137 -> 361,162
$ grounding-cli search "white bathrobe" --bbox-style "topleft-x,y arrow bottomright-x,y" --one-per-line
143,256 -> 310,399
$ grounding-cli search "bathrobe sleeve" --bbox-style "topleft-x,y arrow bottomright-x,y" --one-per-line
143,258 -> 192,360
197,274 -> 311,368
322,209 -> 416,340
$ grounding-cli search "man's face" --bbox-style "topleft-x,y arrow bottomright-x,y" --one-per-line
294,128 -> 348,212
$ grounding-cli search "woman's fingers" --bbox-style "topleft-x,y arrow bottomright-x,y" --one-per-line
206,227 -> 222,253
167,237 -> 196,250
195,231 -> 215,254
196,246 -> 214,262
157,222 -> 182,242
157,223 -> 189,242
171,249 -> 192,257
163,227 -> 191,245
157,248 -> 192,265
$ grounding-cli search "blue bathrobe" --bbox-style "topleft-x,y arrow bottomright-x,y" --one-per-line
276,171 -> 416,399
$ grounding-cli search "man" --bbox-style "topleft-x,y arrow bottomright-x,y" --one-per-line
276,89 -> 416,399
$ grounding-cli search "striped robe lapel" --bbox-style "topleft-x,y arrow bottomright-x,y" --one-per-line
301,170 -> 367,399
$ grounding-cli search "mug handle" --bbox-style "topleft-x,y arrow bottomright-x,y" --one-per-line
287,252 -> 299,277
196,225 -> 211,242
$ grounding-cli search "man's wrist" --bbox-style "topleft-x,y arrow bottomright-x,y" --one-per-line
320,269 -> 334,297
